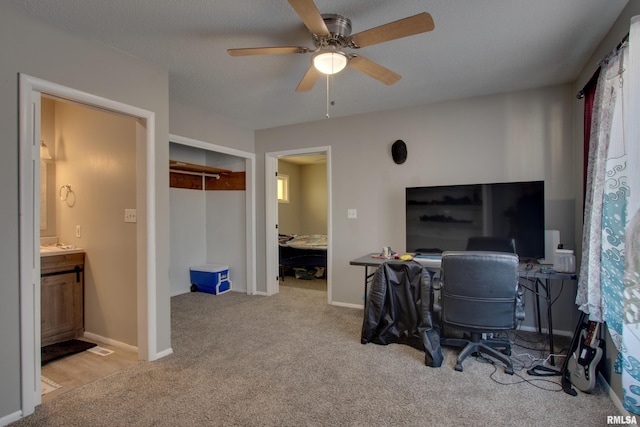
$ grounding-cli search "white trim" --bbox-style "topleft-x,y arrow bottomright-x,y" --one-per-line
18,74 -> 158,417
265,154 -> 279,296
169,134 -> 257,295
82,332 -> 139,354
18,76 -> 40,415
265,146 -> 332,302
0,410 -> 23,426
330,301 -> 362,310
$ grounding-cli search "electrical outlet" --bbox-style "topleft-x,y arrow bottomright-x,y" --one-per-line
124,209 -> 137,223
347,209 -> 357,219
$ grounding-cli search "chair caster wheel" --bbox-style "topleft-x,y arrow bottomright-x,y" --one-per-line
505,367 -> 514,375
455,364 -> 463,372
190,284 -> 198,292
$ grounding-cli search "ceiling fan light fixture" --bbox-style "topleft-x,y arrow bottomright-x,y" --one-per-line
312,50 -> 348,75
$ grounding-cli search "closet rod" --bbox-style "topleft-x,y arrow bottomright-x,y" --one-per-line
169,168 -> 220,179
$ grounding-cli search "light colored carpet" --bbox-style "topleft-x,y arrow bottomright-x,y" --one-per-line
12,279 -> 620,426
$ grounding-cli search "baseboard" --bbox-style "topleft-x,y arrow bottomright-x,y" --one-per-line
172,287 -> 249,297
0,410 -> 23,427
518,324 -> 573,337
330,301 -> 363,310
154,347 -> 174,360
83,331 -> 138,354
170,286 -> 191,297
598,372 -> 634,417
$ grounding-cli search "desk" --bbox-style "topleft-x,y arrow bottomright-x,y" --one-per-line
350,254 -> 577,365
518,268 -> 577,365
349,254 -> 442,299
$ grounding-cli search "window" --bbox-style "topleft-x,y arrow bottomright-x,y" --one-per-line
277,174 -> 289,203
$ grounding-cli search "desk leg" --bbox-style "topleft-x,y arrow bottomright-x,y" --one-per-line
364,266 -> 369,302
546,278 -> 555,366
535,280 -> 542,334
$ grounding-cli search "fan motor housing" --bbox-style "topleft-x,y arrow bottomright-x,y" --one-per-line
313,14 -> 352,48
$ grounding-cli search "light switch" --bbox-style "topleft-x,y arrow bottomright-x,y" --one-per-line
124,209 -> 137,223
347,209 -> 357,219
75,225 -> 82,238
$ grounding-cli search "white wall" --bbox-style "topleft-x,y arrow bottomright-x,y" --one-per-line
205,153 -> 247,292
0,3 -> 170,419
169,141 -> 249,296
256,85 -> 577,324
169,143 -> 207,296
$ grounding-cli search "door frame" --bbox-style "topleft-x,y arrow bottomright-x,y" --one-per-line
265,146 -> 332,302
169,134 -> 257,295
18,74 -> 157,416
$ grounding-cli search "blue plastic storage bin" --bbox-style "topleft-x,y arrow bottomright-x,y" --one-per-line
189,264 -> 231,295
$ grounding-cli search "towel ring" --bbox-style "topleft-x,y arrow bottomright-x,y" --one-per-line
59,184 -> 71,201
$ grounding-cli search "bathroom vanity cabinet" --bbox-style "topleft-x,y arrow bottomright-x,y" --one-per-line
41,252 -> 85,346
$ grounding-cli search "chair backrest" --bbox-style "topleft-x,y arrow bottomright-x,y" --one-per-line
465,236 -> 516,253
440,251 -> 519,332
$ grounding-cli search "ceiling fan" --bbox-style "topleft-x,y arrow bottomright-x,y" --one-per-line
227,0 -> 435,92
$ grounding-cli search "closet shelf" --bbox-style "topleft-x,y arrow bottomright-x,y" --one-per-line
169,160 -> 232,175
169,160 -> 245,191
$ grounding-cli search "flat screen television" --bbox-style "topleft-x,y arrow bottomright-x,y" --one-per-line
406,180 -> 545,260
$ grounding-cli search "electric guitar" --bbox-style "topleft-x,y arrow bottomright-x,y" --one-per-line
567,321 -> 603,393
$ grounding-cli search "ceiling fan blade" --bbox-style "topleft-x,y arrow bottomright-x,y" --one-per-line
227,46 -> 310,56
288,0 -> 330,36
348,55 -> 401,86
296,66 -> 322,92
350,12 -> 434,48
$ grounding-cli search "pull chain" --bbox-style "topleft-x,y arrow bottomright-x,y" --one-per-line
325,74 -> 336,119
326,73 -> 330,118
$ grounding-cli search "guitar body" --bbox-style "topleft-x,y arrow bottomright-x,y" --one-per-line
567,323 -> 603,393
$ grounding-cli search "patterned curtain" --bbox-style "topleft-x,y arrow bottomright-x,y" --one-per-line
621,15 -> 640,416
576,15 -> 640,415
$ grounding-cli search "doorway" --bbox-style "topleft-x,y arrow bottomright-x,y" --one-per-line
38,96 -> 141,401
169,134 -> 256,296
265,147 -> 332,302
19,74 -> 156,416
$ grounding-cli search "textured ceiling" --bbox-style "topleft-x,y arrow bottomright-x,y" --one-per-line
6,0 -> 629,130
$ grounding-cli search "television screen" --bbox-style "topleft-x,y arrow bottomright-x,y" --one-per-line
406,181 -> 545,260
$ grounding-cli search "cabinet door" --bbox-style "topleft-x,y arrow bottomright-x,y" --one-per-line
41,272 -> 83,342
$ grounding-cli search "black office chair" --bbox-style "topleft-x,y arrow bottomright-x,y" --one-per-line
438,251 -> 523,374
466,236 -> 516,253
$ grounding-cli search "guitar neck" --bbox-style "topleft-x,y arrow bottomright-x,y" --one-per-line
585,321 -> 600,347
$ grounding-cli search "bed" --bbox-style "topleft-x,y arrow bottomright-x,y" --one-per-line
279,234 -> 327,279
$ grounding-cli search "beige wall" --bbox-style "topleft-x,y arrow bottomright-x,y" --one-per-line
300,163 -> 327,234
277,160 -> 328,236
278,160 -> 302,235
54,100 -> 138,346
